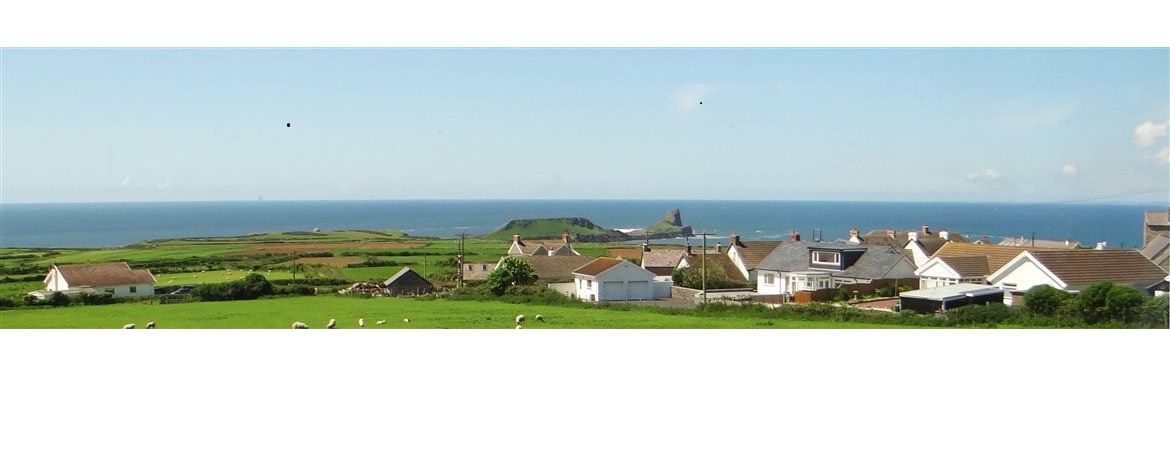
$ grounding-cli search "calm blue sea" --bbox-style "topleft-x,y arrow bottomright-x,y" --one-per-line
0,200 -> 1163,249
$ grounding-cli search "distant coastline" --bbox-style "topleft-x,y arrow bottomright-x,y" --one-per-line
2,199 -> 1164,249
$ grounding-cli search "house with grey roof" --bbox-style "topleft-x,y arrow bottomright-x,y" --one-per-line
860,225 -> 967,267
754,241 -> 917,297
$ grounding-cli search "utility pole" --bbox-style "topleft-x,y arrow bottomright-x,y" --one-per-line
698,231 -> 710,304
457,231 -> 466,288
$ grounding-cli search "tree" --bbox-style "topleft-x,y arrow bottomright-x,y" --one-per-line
671,259 -> 740,289
1104,285 -> 1145,324
486,257 -> 537,295
1023,284 -> 1071,317
1139,295 -> 1169,328
1073,281 -> 1114,324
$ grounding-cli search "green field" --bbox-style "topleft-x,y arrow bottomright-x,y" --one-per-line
0,295 -> 907,329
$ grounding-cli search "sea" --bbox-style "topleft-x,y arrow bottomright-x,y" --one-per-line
0,200 -> 1164,249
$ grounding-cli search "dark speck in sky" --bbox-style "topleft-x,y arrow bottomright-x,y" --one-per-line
286,123 -> 291,127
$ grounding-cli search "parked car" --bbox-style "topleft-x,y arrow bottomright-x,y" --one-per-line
170,285 -> 197,295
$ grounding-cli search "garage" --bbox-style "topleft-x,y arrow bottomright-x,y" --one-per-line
601,281 -> 624,301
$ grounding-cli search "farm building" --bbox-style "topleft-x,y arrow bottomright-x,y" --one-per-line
382,266 -> 435,296
31,262 -> 156,299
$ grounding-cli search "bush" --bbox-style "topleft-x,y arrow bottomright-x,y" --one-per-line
46,292 -> 71,307
192,273 -> 275,301
0,297 -> 21,309
78,292 -> 117,306
946,302 -> 1015,326
1023,285 -> 1070,317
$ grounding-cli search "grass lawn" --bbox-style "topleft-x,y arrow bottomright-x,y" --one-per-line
0,295 -> 910,329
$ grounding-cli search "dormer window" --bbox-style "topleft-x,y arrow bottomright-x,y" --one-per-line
811,251 -> 841,266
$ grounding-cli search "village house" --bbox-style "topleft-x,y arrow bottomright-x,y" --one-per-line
461,262 -> 498,281
913,243 -> 1051,290
860,225 -> 967,268
986,249 -> 1168,305
382,266 -> 434,296
638,241 -> 690,279
31,262 -> 156,299
572,258 -> 666,303
754,241 -> 917,298
997,236 -> 1083,249
724,235 -> 783,282
507,233 -> 580,257
1142,208 -> 1169,272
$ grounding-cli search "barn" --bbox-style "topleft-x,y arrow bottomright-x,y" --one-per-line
383,266 -> 435,296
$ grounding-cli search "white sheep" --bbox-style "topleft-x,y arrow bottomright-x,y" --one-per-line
145,321 -> 156,329
535,314 -> 544,323
326,318 -> 337,329
292,321 -> 309,329
515,325 -> 523,329
403,318 -> 411,323
358,318 -> 365,328
122,323 -> 135,329
515,314 -> 525,325
376,319 -> 386,325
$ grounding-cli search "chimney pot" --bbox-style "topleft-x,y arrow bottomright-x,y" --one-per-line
921,225 -> 930,236
512,234 -> 521,243
716,242 -> 722,253
730,235 -> 742,247
562,232 -> 571,244
686,243 -> 692,255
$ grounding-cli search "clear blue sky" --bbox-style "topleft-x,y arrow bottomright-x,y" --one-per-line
2,48 -> 1167,203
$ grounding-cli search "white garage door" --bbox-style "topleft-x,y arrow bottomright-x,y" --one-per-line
600,281 -> 624,301
627,281 -> 649,300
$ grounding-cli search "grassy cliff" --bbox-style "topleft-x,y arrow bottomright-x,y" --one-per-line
483,218 -> 618,241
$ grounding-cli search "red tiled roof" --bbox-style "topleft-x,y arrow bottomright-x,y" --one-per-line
573,258 -> 626,277
731,241 -> 783,269
54,262 -> 155,287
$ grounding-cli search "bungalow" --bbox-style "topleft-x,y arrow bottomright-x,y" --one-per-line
639,242 -> 690,278
383,266 -> 434,296
986,249 -> 1168,305
31,262 -> 156,299
676,249 -> 746,284
754,241 -> 917,297
572,258 -> 663,303
518,255 -> 598,283
724,235 -> 783,281
914,243 -> 1051,290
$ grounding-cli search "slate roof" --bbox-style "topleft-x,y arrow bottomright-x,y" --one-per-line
383,266 -> 432,287
730,241 -> 784,270
573,258 -> 626,277
1025,249 -> 1168,289
52,262 -> 155,287
756,241 -> 913,279
1140,235 -> 1170,272
912,237 -> 951,256
522,255 -> 599,282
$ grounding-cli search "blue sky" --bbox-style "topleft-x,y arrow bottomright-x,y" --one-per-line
2,48 -> 1167,203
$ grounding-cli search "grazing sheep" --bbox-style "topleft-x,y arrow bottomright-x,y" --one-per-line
358,318 -> 365,328
515,314 -> 525,325
403,318 -> 411,323
376,319 -> 386,325
515,325 -> 523,329
535,314 -> 544,323
292,321 -> 309,329
326,318 -> 337,329
122,323 -> 135,329
145,321 -> 156,329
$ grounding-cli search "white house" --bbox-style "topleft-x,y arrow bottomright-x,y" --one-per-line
725,235 -> 783,282
572,258 -> 663,303
755,242 -> 917,296
914,243 -> 1043,291
986,249 -> 1169,305
34,262 -> 156,299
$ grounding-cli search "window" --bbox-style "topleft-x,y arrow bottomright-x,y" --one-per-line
1002,283 -> 1017,290
129,286 -> 137,293
763,273 -> 775,285
811,251 -> 841,266
587,279 -> 593,289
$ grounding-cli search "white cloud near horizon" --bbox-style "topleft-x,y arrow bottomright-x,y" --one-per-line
1061,164 -> 1077,176
671,84 -> 714,113
998,106 -> 1074,129
965,167 -> 1002,183
1133,120 -> 1169,147
1156,147 -> 1170,164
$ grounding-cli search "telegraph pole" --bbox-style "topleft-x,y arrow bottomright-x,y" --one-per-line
457,231 -> 466,288
698,231 -> 710,304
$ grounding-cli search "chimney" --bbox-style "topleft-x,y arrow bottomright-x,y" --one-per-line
939,231 -> 949,241
848,227 -> 861,245
562,231 -> 571,245
1095,241 -> 1108,250
730,235 -> 742,247
1064,239 -> 1069,247
642,240 -> 651,252
686,243 -> 692,255
716,242 -> 722,253
908,231 -> 919,242
789,230 -> 801,241
980,235 -> 989,244
512,234 -> 521,245
886,229 -> 896,239
921,225 -> 931,236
